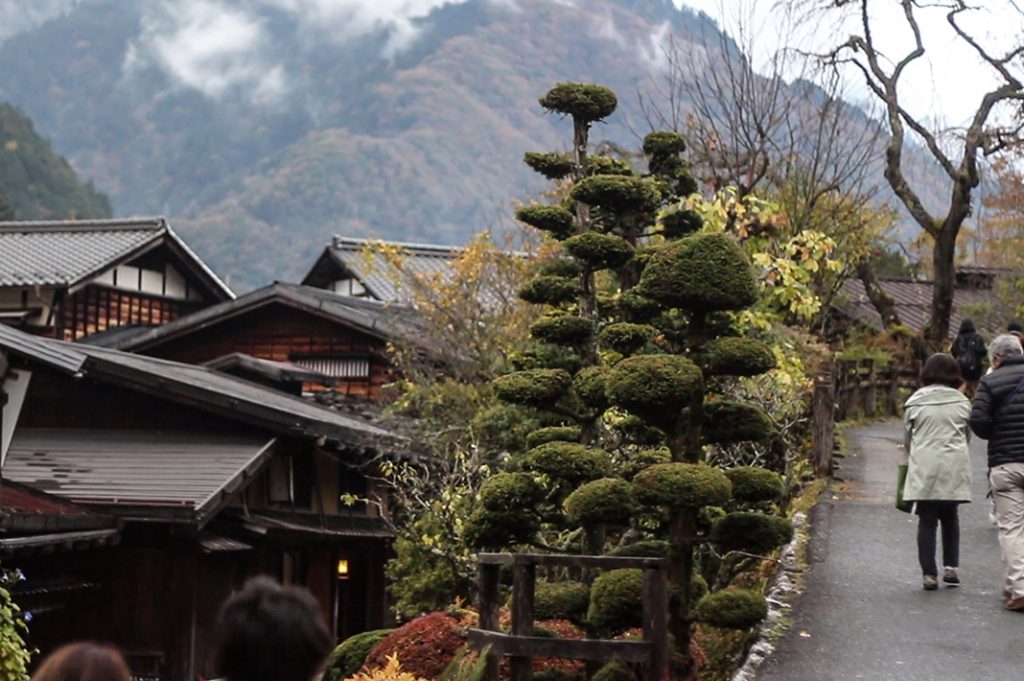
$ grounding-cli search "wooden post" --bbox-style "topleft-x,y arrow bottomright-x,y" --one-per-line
510,562 -> 536,681
642,566 -> 669,681
864,359 -> 877,417
479,563 -> 501,681
812,371 -> 835,478
886,365 -> 900,415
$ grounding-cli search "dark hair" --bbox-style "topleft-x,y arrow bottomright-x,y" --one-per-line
919,353 -> 963,389
31,643 -> 130,681
1009,321 -> 1023,333
958,318 -> 976,334
216,577 -> 332,681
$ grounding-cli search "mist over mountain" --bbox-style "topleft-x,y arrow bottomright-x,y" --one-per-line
0,0 -> 936,290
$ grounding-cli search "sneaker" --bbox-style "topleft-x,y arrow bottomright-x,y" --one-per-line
943,568 -> 960,586
1005,596 -> 1024,611
923,575 -> 939,591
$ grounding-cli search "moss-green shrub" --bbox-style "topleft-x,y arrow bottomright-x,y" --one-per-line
607,540 -> 669,558
633,463 -> 732,509
472,404 -> 536,454
691,572 -> 709,602
524,151 -> 575,180
586,156 -> 633,176
480,473 -> 544,511
660,209 -> 703,238
321,629 -> 393,681
510,343 -> 582,374
519,275 -> 581,306
572,366 -> 608,410
703,337 -> 776,377
643,131 -> 687,157
515,205 -> 576,239
606,355 -> 703,422
592,662 -> 636,681
534,669 -> 582,681
615,447 -> 670,479
494,369 -> 571,407
534,581 -> 591,622
563,233 -> 634,270
610,417 -> 665,448
724,467 -> 785,503
697,505 -> 727,533
694,589 -> 768,630
526,426 -> 582,448
539,82 -> 618,122
598,323 -> 655,355
712,512 -> 794,555
702,401 -> 774,444
464,507 -> 540,548
524,442 -> 613,484
530,314 -> 594,345
570,176 -> 661,215
587,569 -> 644,634
638,233 -> 758,312
565,478 -> 636,525
617,291 -> 661,322
539,258 -> 583,278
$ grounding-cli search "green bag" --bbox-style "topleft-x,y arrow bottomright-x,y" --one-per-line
896,463 -> 913,513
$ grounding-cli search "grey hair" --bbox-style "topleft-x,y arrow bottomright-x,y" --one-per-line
989,334 -> 1023,363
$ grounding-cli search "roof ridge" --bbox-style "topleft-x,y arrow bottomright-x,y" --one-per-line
330,234 -> 462,256
0,217 -> 166,233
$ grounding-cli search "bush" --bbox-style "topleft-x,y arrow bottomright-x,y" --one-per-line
638,233 -> 758,313
533,581 -> 591,622
724,467 -> 785,504
347,654 -> 427,681
509,343 -> 582,374
660,209 -> 703,239
633,463 -> 732,509
538,258 -> 582,278
480,473 -> 544,511
592,662 -> 636,681
494,369 -> 571,408
464,507 -> 540,548
702,401 -> 774,445
524,152 -> 574,181
386,514 -> 472,617
694,589 -> 768,630
643,131 -> 686,157
586,156 -> 632,176
530,314 -> 594,345
519,275 -> 581,306
323,630 -> 394,681
563,233 -> 634,270
364,612 -> 466,679
609,418 -> 665,449
703,338 -> 776,377
614,447 -> 670,479
598,323 -> 655,355
515,205 -> 575,239
712,512 -> 794,555
564,478 -> 636,526
539,82 -> 618,122
570,176 -> 661,215
572,366 -> 608,410
524,442 -> 613,485
606,355 -> 703,423
607,540 -> 669,558
526,426 -> 581,448
472,404 -> 537,455
587,569 -> 644,634
617,291 -> 661,322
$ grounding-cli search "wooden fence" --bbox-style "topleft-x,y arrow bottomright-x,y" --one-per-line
811,358 -> 921,477
468,553 -> 669,681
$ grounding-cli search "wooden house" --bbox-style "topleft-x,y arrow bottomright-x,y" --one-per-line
0,323 -> 398,681
0,218 -> 233,341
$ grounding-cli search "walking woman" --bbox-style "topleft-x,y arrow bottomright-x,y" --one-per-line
951,318 -> 986,398
903,353 -> 972,590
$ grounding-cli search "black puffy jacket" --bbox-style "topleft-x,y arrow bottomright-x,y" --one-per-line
970,355 -> 1024,467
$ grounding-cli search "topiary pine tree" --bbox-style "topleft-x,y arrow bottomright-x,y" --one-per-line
472,82 -> 793,672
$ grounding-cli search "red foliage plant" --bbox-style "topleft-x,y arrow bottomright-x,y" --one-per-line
498,619 -> 586,679
363,612 -> 467,679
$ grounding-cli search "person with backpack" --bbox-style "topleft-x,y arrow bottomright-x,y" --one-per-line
951,318 -> 986,398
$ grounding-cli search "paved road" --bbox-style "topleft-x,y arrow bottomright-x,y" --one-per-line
758,420 -> 1024,681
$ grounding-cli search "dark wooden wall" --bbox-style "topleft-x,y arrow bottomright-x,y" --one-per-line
55,285 -> 202,341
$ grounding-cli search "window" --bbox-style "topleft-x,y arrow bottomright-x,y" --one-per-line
291,356 -> 371,379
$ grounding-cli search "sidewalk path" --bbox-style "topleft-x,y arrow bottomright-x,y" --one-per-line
757,420 -> 1024,681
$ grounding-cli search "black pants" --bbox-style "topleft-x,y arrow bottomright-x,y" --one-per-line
917,501 -> 960,576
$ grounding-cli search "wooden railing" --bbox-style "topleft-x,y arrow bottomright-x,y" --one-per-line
468,553 -> 669,681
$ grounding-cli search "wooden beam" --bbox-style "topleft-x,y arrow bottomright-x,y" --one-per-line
468,630 -> 652,663
478,553 -> 668,570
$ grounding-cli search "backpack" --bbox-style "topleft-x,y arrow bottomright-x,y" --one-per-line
953,333 -> 985,377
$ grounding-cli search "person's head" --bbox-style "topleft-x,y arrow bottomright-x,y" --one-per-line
1009,320 -> 1023,336
31,643 -> 130,681
989,333 -> 1024,369
919,353 -> 963,389
216,577 -> 332,681
958,318 -> 976,334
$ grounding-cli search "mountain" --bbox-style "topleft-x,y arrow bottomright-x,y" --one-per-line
0,103 -> 111,220
0,0 -> 940,289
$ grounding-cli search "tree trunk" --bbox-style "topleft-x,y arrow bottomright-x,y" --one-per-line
668,510 -> 696,676
924,228 -> 957,345
856,258 -> 902,329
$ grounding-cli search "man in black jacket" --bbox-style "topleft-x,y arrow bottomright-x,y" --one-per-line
970,333 -> 1024,610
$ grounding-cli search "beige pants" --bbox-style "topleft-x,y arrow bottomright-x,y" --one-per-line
990,463 -> 1024,598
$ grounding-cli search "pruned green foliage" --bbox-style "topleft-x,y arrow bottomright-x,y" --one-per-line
524,151 -> 575,180
617,291 -> 661,322
515,204 -> 576,239
724,467 -> 785,503
598,323 -> 655,355
615,447 -> 670,479
538,258 -> 583,278
606,355 -> 702,421
565,478 -> 636,525
660,208 -> 703,238
712,511 -> 794,554
563,232 -> 634,270
694,588 -> 769,629
465,507 -> 540,548
322,629 -> 394,681
509,343 -> 582,373
494,369 -> 571,407
534,581 -> 591,622
570,175 -> 661,215
703,401 -> 774,444
643,131 -> 686,157
703,337 -> 776,377
480,473 -> 544,511
586,155 -> 633,176
592,662 -> 636,681
472,404 -> 537,454
606,539 -> 669,558
572,366 -> 608,410
539,82 -> 618,122
632,463 -> 732,509
638,233 -> 758,312
524,442 -> 613,484
526,426 -> 581,449
587,568 -> 643,634
519,275 -> 581,305
530,314 -> 594,345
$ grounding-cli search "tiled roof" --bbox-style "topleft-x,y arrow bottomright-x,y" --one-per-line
0,217 -> 233,298
836,278 -> 1002,339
